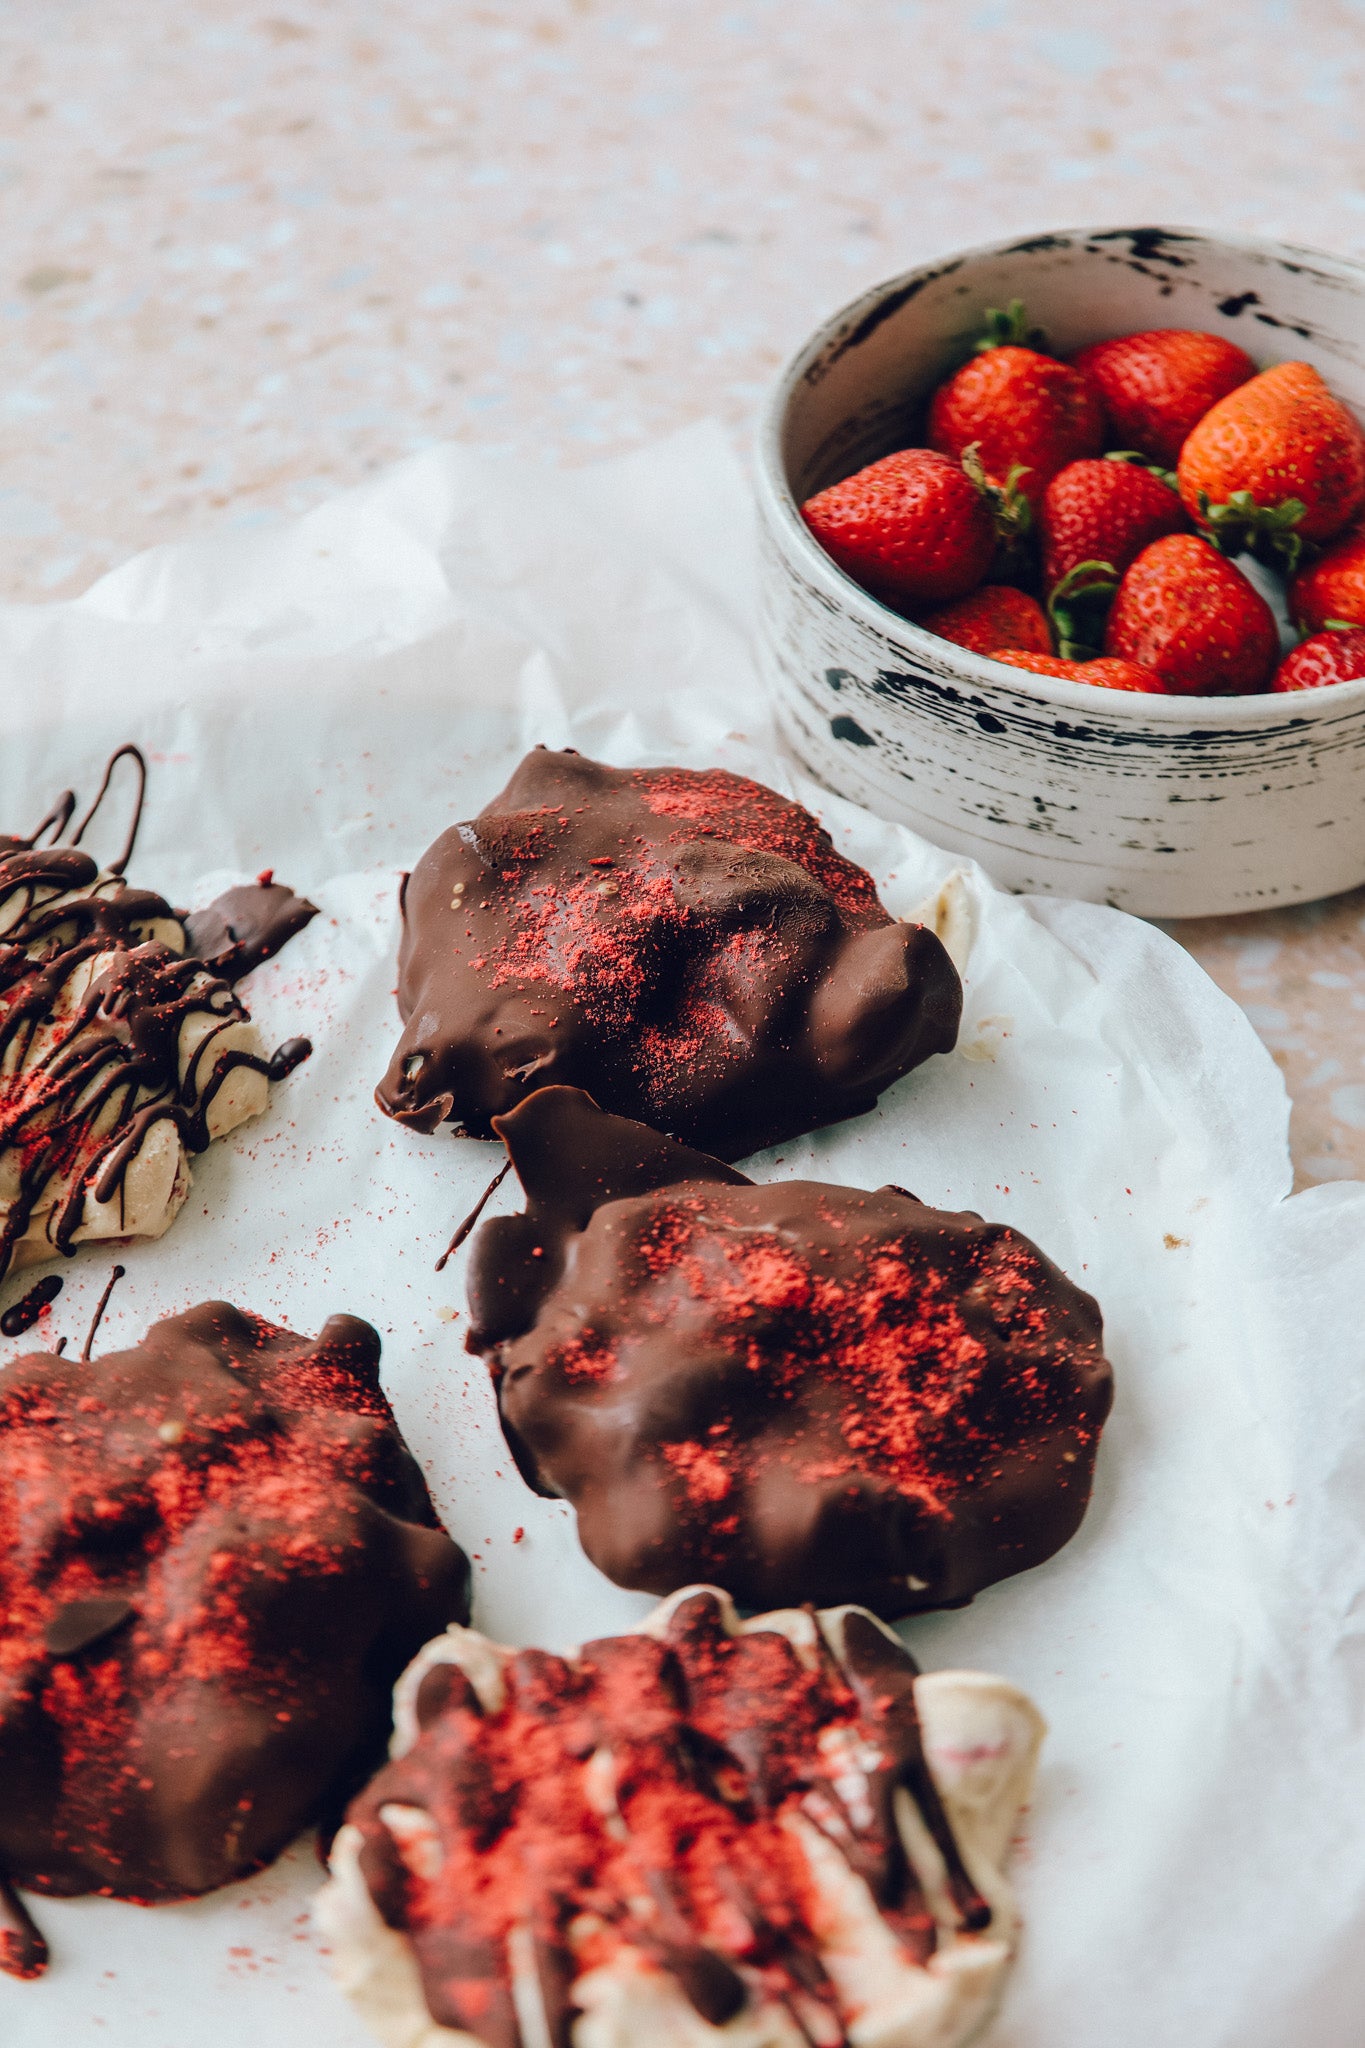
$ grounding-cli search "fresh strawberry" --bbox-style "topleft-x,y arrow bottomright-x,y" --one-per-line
918,584 -> 1051,655
989,649 -> 1167,693
1289,520 -> 1365,630
1069,330 -> 1256,467
800,448 -> 996,610
1272,627 -> 1365,692
928,324 -> 1104,513
1177,361 -> 1365,561
1103,533 -> 1279,694
1042,457 -> 1188,593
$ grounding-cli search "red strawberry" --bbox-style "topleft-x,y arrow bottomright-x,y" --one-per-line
928,344 -> 1104,514
1041,457 -> 1188,593
989,649 -> 1167,693
918,585 -> 1051,656
1177,361 -> 1365,560
1104,533 -> 1279,694
1289,520 -> 1365,630
800,448 -> 995,610
1272,627 -> 1365,692
1069,330 -> 1256,467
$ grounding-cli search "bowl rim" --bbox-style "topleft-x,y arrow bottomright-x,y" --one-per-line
755,220 -> 1365,726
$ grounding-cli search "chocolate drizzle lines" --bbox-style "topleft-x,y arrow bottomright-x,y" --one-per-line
0,872 -> 270,1282
2,787 -> 77,858
436,1159 -> 511,1272
267,1036 -> 313,1083
0,750 -> 316,1288
80,1264 -> 125,1360
0,1273 -> 62,1337
70,743 -> 147,876
350,1588 -> 993,2048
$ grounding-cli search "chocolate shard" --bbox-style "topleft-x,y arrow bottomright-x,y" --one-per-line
0,1875 -> 46,1981
466,1085 -> 748,1351
182,880 -> 319,983
44,1593 -> 137,1660
470,1087 -> 1113,1619
376,748 -> 961,1161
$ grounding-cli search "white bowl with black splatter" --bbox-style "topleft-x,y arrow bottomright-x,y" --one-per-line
756,225 -> 1365,917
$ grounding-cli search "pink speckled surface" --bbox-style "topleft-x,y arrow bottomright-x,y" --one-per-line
3,0 -> 1364,1184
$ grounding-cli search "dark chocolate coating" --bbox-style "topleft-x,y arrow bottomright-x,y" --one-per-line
0,1302 -> 470,1975
344,1586 -> 988,2048
470,1087 -> 1113,1618
181,880 -> 318,982
376,748 -> 961,1160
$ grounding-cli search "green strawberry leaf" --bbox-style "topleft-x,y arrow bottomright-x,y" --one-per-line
1104,450 -> 1180,491
961,442 -> 1034,548
973,298 -> 1049,355
1048,558 -> 1119,661
1197,489 -> 1307,572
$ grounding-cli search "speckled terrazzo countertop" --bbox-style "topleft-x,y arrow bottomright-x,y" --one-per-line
3,0 -> 1364,1185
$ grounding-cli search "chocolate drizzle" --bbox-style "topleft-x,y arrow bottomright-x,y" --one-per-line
435,1158 -> 511,1272
0,755 -> 316,1288
79,1263 -> 125,1360
266,1036 -> 313,1083
469,1086 -> 1114,1616
69,742 -> 147,875
343,1587 -> 992,2047
0,1273 -> 62,1338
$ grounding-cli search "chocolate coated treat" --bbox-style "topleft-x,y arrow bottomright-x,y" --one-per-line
376,748 -> 961,1160
469,1087 -> 1113,1617
0,749 -> 317,1284
181,875 -> 318,983
0,1301 -> 470,1978
319,1586 -> 1045,2048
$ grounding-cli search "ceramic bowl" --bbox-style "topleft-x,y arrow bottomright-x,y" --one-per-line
755,224 -> 1365,917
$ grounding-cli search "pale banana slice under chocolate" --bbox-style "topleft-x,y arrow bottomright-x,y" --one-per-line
0,754 -> 315,1286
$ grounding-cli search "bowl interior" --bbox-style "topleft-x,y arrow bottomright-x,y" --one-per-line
780,226 -> 1365,504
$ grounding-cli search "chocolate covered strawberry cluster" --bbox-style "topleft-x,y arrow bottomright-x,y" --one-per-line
0,1301 -> 470,1979
801,301 -> 1365,697
376,747 -> 961,1160
467,1087 -> 1113,1619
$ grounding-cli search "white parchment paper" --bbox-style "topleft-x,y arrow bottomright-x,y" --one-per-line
1,424 -> 1363,2048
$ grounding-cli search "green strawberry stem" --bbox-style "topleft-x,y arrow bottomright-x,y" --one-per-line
960,442 -> 1037,588
1048,557 -> 1118,661
1104,450 -> 1180,491
960,442 -> 1034,545
1197,488 -> 1307,573
973,298 -> 1048,354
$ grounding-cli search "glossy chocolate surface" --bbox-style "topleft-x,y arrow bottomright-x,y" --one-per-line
0,1301 -> 470,1977
376,748 -> 961,1160
470,1087 -> 1113,1617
